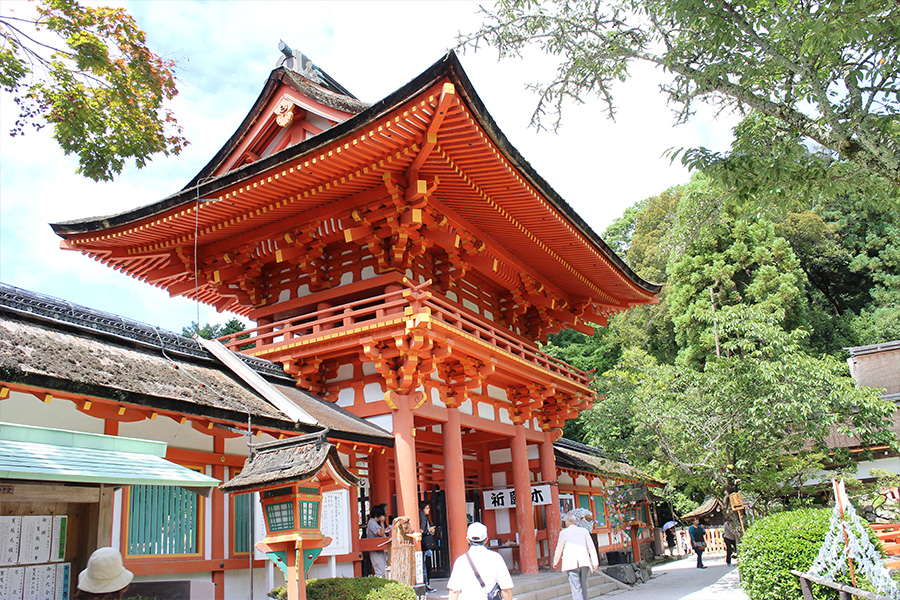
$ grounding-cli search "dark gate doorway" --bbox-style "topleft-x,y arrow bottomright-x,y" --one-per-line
419,488 -> 450,578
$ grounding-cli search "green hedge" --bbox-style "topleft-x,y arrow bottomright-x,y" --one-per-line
269,577 -> 416,600
739,507 -> 882,600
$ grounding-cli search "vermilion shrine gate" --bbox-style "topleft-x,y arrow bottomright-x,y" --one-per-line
51,51 -> 660,574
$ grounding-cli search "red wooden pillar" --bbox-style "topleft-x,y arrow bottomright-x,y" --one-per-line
540,432 -> 561,563
511,424 -> 538,574
393,394 -> 420,530
212,436 -> 226,600
443,406 -> 468,561
371,450 -> 390,508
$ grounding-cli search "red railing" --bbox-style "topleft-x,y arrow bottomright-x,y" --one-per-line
218,279 -> 591,387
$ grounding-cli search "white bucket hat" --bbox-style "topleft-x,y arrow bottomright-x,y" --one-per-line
77,547 -> 133,594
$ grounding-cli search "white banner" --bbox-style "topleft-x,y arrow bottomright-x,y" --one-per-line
482,485 -> 552,510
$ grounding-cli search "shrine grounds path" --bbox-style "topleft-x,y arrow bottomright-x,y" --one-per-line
603,554 -> 749,600
427,552 -> 750,600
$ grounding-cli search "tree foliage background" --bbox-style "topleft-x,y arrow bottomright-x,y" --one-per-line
0,0 -> 187,181
460,0 -> 900,186
463,0 -> 900,509
544,169 -> 898,509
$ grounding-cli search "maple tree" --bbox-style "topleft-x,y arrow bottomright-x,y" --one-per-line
1,0 -> 187,181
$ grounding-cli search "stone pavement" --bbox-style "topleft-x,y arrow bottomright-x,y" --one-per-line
426,553 -> 749,600
604,554 -> 749,600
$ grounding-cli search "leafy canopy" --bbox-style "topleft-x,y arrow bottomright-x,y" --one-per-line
592,305 -> 895,502
182,318 -> 245,340
546,173 -> 898,505
460,0 -> 900,185
0,0 -> 187,181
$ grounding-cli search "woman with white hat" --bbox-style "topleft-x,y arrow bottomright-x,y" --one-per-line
75,547 -> 133,600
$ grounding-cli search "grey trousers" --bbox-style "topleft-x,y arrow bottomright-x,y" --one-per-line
566,566 -> 590,600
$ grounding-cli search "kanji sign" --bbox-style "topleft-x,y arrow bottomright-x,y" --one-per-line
482,485 -> 552,510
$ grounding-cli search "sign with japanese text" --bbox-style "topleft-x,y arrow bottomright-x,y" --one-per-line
482,485 -> 552,510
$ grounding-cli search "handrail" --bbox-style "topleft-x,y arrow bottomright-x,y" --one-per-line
218,280 -> 592,387
791,570 -> 892,600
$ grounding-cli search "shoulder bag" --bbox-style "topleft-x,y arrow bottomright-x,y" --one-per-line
465,552 -> 503,600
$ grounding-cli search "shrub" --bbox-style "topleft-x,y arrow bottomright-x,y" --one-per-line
739,507 -> 882,600
269,577 -> 416,600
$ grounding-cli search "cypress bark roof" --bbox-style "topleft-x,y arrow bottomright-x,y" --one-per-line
554,437 -> 663,485
0,283 -> 393,447
219,431 -> 357,493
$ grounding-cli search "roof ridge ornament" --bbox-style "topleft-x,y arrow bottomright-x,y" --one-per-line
278,40 -> 322,84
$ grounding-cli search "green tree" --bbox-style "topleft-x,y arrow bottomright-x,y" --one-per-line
460,0 -> 900,185
183,318 -> 245,340
1,0 -> 187,181
590,306 -> 896,504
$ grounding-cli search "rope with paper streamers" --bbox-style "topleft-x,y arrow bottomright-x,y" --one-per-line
808,479 -> 900,599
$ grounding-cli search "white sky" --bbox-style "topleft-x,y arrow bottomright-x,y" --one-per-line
0,0 -> 736,333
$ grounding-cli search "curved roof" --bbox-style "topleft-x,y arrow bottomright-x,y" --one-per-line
51,52 -> 660,314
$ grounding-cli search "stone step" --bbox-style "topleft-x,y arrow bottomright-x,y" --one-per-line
513,574 -> 621,600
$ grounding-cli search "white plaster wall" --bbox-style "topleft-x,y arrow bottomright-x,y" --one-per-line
367,413 -> 393,433
224,435 -> 255,456
362,363 -> 377,377
224,567 -> 280,600
308,561 -> 354,579
119,416 -> 213,452
490,448 -> 512,465
527,444 -> 539,460
363,382 -> 383,402
462,299 -> 480,314
477,402 -> 494,420
0,391 -> 103,433
329,364 -> 354,383
807,456 -> 900,486
112,489 -> 123,551
297,284 -> 311,298
498,408 -> 512,425
361,266 -> 376,280
459,397 -> 473,415
341,271 -> 354,285
278,288 -> 291,303
558,473 -> 575,486
336,387 -> 354,408
596,533 -> 611,546
446,291 -> 458,302
430,387 -> 442,407
486,386 -> 507,401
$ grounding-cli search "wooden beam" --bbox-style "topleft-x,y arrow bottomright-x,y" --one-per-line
0,483 -> 101,503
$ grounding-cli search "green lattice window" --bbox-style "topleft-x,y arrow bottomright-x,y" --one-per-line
593,495 -> 606,526
298,500 -> 319,528
127,485 -> 199,556
233,492 -> 251,554
266,501 -> 295,532
578,494 -> 591,511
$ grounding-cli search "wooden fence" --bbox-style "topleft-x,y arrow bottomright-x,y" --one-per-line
791,570 -> 892,600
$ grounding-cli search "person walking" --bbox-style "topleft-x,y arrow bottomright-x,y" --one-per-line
723,520 -> 739,565
688,518 -> 707,569
447,522 -> 513,600
75,547 -> 133,600
553,514 -> 599,600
